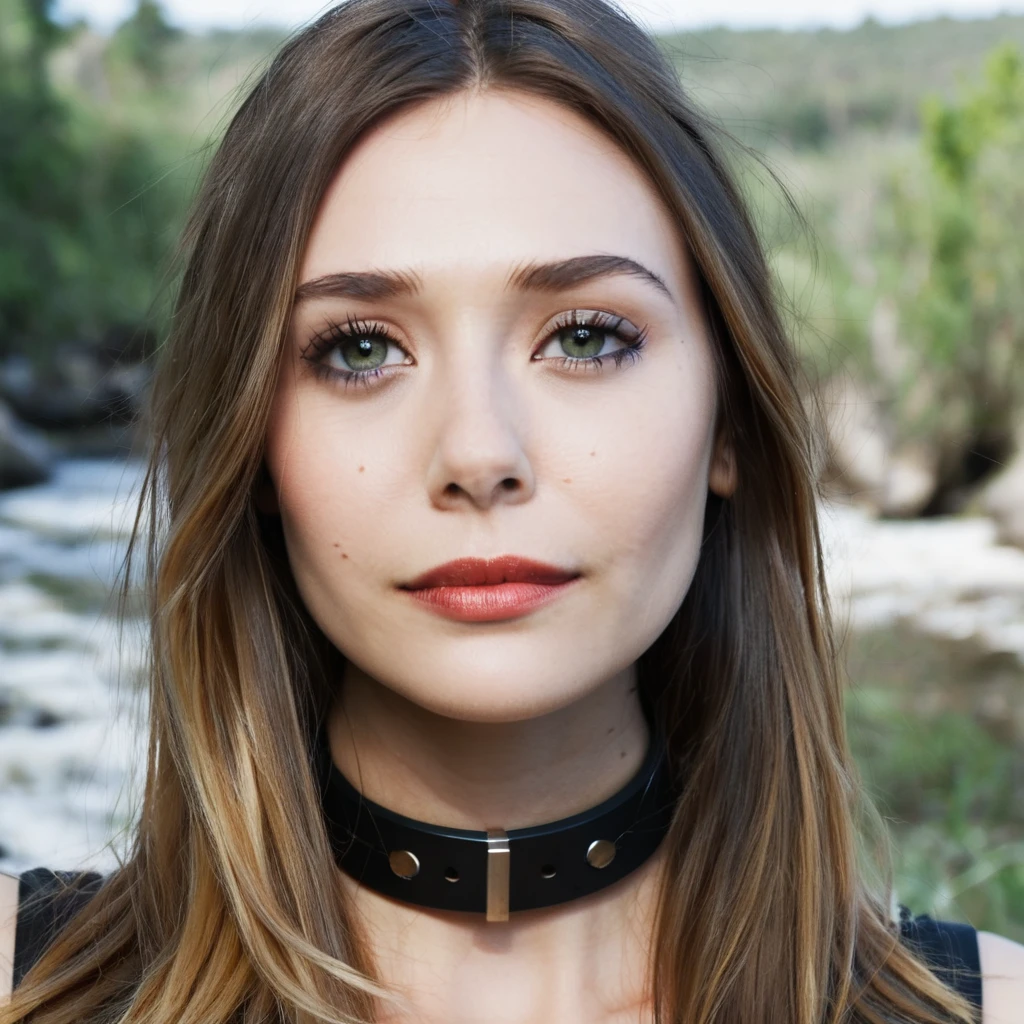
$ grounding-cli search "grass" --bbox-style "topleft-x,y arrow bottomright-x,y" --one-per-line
845,622 -> 1024,941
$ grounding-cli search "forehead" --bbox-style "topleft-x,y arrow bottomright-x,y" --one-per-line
300,88 -> 691,299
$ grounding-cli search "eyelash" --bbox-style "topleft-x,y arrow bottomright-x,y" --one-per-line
301,310 -> 650,391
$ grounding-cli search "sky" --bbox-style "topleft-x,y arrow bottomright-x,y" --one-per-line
53,0 -> 1024,34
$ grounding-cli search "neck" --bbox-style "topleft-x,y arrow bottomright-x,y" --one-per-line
337,838 -> 666,1023
326,664 -> 650,832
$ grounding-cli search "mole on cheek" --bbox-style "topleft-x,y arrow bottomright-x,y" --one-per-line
563,478 -> 572,484
358,465 -> 365,472
589,451 -> 596,457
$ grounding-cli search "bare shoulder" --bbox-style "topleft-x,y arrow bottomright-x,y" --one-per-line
1,870 -> 20,1004
979,930 -> 1024,1024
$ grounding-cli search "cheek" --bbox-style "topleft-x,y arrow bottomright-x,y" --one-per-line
580,354 -> 716,625
263,380 -> 401,642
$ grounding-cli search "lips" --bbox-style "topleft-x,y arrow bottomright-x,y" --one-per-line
400,555 -> 580,590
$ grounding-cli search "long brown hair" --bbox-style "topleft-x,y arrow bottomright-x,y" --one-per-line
4,0 -> 979,1021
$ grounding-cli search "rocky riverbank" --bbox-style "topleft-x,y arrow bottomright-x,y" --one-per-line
0,458 -> 147,873
0,337 -> 151,490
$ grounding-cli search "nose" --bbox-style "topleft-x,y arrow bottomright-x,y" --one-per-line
424,359 -> 536,512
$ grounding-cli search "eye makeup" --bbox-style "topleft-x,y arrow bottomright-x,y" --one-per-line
299,308 -> 651,391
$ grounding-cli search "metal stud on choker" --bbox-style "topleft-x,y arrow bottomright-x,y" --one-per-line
313,715 -> 675,921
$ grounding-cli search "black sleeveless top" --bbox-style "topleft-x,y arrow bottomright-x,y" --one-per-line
11,867 -> 985,1014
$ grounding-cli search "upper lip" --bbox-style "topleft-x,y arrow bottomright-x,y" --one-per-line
400,556 -> 581,589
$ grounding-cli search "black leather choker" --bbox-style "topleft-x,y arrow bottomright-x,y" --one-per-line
313,717 -> 676,921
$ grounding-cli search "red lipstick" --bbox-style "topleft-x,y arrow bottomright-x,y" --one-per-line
399,555 -> 581,622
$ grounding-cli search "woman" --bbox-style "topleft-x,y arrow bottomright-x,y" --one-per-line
1,0 -> 1022,1020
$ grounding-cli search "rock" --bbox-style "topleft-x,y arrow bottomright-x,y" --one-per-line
818,372 -> 938,518
0,332 -> 151,431
979,429 -> 1024,549
0,399 -> 53,490
95,324 -> 157,366
880,445 -> 939,517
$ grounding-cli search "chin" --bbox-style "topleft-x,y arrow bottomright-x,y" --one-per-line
390,673 -> 598,725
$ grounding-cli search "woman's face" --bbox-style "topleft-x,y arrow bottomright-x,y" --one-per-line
264,87 -> 734,724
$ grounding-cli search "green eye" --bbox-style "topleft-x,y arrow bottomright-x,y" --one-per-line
303,310 -> 649,392
335,336 -> 389,371
557,325 -> 609,359
534,309 -> 648,370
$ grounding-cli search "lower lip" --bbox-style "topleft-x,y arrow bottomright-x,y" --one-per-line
401,578 -> 580,622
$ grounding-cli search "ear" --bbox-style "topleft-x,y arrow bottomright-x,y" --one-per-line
708,421 -> 737,499
254,461 -> 281,516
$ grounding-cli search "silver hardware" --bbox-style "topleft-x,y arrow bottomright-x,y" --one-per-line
586,839 -> 616,869
486,829 -> 510,922
389,849 -> 420,879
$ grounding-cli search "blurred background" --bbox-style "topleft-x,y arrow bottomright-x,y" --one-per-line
1,0 -> 1023,941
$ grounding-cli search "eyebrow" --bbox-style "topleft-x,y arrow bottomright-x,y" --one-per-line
293,254 -> 675,304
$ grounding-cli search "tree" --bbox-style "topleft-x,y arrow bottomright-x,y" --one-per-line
0,0 -> 81,351
0,0 -> 185,358
110,0 -> 181,85
873,44 -> 1024,503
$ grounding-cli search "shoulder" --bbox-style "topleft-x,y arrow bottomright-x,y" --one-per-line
899,909 -> 983,1009
899,906 -> 1024,1024
978,930 -> 1024,1024
1,871 -> 19,1004
5,867 -> 105,994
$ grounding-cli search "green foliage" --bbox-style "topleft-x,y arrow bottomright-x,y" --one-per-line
873,45 -> 1024,450
924,45 -> 1024,184
109,0 -> 181,85
0,0 -> 77,348
775,98 -> 832,150
660,15 -> 1024,150
846,624 -> 1024,938
0,0 -> 188,357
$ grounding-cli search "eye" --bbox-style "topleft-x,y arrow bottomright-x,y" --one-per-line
301,309 -> 649,391
533,309 -> 649,372
323,332 -> 408,374
302,316 -> 412,389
